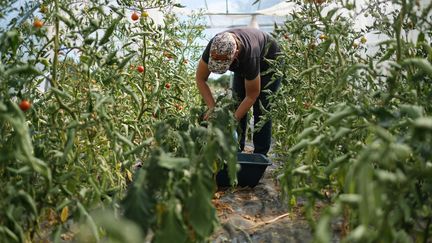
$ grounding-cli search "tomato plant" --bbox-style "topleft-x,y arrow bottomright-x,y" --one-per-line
269,0 -> 432,241
0,0 -> 217,242
2,0 -> 430,242
121,101 -> 238,242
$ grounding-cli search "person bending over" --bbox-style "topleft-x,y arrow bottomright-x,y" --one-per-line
195,27 -> 281,156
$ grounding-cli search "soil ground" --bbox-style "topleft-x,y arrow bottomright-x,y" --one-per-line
210,145 -> 317,243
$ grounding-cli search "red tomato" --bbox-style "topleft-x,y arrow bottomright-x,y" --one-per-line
19,100 -> 31,111
137,65 -> 144,73
165,83 -> 171,89
131,12 -> 139,21
33,20 -> 43,28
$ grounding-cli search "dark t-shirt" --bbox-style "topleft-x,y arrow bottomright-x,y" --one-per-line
202,28 -> 280,80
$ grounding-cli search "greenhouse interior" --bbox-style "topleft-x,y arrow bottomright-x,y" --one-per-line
0,0 -> 431,242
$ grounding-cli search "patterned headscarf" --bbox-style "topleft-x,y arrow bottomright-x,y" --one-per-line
208,32 -> 237,74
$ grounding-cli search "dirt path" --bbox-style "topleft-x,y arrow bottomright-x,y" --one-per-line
211,148 -> 315,243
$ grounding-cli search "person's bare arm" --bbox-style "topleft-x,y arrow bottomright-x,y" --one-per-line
234,75 -> 260,121
195,59 -> 216,119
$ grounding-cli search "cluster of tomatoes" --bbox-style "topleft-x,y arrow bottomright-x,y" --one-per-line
316,33 -> 367,49
32,8 -> 149,29
131,11 -> 149,22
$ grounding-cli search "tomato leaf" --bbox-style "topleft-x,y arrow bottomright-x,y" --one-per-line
325,106 -> 356,125
157,153 -> 189,170
184,174 -> 216,238
117,53 -> 135,70
153,200 -> 188,243
399,104 -> 424,119
77,202 -> 100,242
99,18 -> 120,46
289,139 -> 310,153
0,226 -> 19,242
4,65 -> 41,76
402,58 -> 432,77
122,169 -> 152,233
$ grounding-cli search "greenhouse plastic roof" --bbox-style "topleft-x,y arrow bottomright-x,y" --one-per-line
175,0 -> 288,41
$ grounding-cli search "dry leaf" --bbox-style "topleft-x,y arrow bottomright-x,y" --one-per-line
213,191 -> 225,199
126,169 -> 133,182
60,206 -> 69,223
46,208 -> 58,225
60,232 -> 74,240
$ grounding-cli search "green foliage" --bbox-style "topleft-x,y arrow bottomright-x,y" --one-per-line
0,0 -> 217,242
207,74 -> 231,89
2,0 -> 431,241
122,100 -> 238,242
270,0 -> 432,241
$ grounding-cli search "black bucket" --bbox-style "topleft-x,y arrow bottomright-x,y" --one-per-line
216,153 -> 272,188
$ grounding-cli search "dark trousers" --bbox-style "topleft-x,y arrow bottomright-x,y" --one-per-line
232,72 -> 280,156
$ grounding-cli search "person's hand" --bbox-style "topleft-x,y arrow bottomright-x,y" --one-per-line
203,107 -> 215,121
233,114 -> 239,122
233,111 -> 240,123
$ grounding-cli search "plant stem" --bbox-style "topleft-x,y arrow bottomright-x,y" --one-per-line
136,38 -> 147,123
51,0 -> 60,89
51,0 -> 77,120
385,0 -> 406,103
335,38 -> 346,67
424,217 -> 431,243
395,0 -> 406,63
